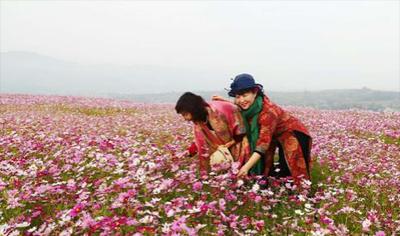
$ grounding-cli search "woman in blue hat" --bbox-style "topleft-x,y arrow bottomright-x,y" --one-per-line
215,73 -> 312,184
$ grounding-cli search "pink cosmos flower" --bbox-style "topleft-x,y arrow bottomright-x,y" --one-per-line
362,219 -> 371,232
81,212 -> 96,229
218,198 -> 226,211
192,181 -> 203,191
0,179 -> 6,191
375,231 -> 385,236
69,203 -> 85,217
321,215 -> 334,225
231,162 -> 241,174
254,220 -> 265,231
254,195 -> 263,203
225,192 -> 237,201
31,205 -> 43,218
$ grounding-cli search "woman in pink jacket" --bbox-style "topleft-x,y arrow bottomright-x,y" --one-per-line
175,92 -> 250,176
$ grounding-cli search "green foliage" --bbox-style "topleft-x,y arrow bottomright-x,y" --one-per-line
380,135 -> 400,146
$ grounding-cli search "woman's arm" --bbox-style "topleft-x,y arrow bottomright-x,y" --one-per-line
223,139 -> 236,148
238,101 -> 279,178
223,133 -> 246,148
211,95 -> 232,103
237,152 -> 261,177
254,109 -> 278,156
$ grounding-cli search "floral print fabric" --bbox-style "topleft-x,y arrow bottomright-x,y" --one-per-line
253,96 -> 312,181
193,101 -> 250,174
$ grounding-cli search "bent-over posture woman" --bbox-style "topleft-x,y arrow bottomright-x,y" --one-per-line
223,74 -> 312,184
175,92 -> 250,176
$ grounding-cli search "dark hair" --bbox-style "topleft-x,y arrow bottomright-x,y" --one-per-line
175,92 -> 208,122
235,87 -> 264,97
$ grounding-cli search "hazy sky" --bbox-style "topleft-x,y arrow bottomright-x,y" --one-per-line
1,0 -> 399,91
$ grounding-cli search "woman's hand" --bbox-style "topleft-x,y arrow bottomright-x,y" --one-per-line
223,140 -> 235,148
237,165 -> 250,178
237,152 -> 262,178
211,95 -> 229,102
187,142 -> 197,157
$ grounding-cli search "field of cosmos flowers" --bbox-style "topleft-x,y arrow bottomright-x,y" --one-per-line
0,94 -> 399,236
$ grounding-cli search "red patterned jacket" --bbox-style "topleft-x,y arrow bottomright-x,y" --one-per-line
254,96 -> 310,155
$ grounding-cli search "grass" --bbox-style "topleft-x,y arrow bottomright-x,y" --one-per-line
380,135 -> 400,146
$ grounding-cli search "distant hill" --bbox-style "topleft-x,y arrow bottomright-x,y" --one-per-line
267,89 -> 400,111
0,51 -> 226,95
1,51 -> 399,111
109,89 -> 400,112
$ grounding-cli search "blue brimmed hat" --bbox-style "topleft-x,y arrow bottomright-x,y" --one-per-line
228,73 -> 263,97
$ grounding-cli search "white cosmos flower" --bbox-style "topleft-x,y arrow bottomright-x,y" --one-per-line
252,183 -> 260,192
16,222 -> 30,228
139,215 -> 154,224
195,224 -> 207,230
161,223 -> 172,233
188,207 -> 201,214
59,227 -> 73,236
295,210 -> 304,216
27,227 -> 37,233
311,229 -> 328,236
298,194 -> 306,202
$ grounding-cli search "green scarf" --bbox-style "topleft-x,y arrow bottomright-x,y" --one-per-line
241,95 -> 264,175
